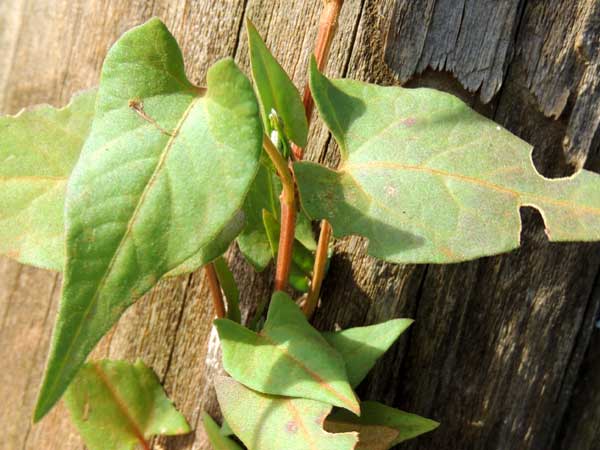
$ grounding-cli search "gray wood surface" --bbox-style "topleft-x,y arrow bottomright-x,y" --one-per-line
1,1 -> 599,449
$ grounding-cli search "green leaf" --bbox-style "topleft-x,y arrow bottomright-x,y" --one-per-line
221,419 -> 234,437
0,89 -> 95,270
322,319 -> 413,388
34,18 -> 262,421
215,377 -> 358,450
237,161 -> 280,270
295,59 -> 600,264
202,412 -> 244,450
246,19 -> 308,147
0,88 -> 239,276
165,209 -> 245,277
295,211 -> 317,251
213,256 -> 241,323
325,401 -> 439,449
64,359 -> 190,450
215,291 -> 360,414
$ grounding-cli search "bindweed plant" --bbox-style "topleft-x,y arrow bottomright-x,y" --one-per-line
2,2 -> 600,449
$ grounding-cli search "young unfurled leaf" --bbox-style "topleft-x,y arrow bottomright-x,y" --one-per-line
0,90 -> 95,270
64,359 -> 190,450
322,319 -> 413,387
295,59 -> 600,264
246,19 -> 308,147
213,256 -> 242,323
325,401 -> 439,449
34,18 -> 262,421
215,292 -> 360,414
202,412 -> 244,450
215,377 -> 358,450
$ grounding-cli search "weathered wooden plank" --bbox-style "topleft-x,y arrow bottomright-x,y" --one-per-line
555,285 -> 600,450
384,0 -> 600,167
1,1 -> 600,450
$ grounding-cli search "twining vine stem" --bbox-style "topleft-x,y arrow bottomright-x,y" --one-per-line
205,0 -> 343,309
292,0 -> 343,161
299,0 -> 343,317
205,263 -> 226,318
263,135 -> 296,291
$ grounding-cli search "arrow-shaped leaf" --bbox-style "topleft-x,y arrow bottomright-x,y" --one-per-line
322,319 -> 413,388
325,401 -> 439,449
202,412 -> 244,450
215,291 -> 360,414
215,376 -> 358,450
0,89 -> 241,275
64,359 -> 190,450
34,18 -> 262,420
295,59 -> 600,264
0,90 -> 95,270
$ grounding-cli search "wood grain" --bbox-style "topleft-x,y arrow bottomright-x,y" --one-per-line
1,1 -> 599,449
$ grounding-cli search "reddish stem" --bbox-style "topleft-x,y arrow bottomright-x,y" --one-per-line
291,0 -> 343,160
302,220 -> 332,317
262,135 -> 296,291
300,0 -> 343,317
205,263 -> 225,318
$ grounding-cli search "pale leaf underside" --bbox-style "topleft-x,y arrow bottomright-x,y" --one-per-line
325,401 -> 439,449
215,292 -> 359,413
295,60 -> 600,264
0,90 -> 95,270
215,376 -> 358,450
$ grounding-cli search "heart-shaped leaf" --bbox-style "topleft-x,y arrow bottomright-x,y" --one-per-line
215,291 -> 360,414
325,401 -> 439,449
64,359 -> 190,450
202,412 -> 244,450
0,90 -> 95,270
215,376 -> 358,450
246,19 -> 308,147
322,319 -> 413,387
34,18 -> 262,420
295,59 -> 600,264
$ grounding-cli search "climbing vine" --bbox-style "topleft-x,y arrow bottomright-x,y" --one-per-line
2,2 -> 600,449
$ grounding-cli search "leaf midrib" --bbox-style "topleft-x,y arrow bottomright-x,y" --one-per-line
46,95 -> 202,399
258,331 -> 358,413
91,362 -> 149,446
